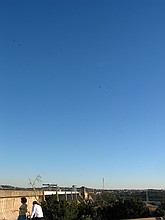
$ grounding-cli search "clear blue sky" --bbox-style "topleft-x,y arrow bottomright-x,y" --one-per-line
0,0 -> 165,189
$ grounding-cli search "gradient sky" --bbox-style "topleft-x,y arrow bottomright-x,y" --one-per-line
1,0 -> 165,189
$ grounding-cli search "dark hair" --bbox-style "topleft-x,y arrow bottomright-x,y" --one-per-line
21,197 -> 27,203
33,201 -> 39,205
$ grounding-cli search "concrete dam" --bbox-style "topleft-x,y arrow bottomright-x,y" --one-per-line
0,188 -> 80,220
0,189 -> 44,220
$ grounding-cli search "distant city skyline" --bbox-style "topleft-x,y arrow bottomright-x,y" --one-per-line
1,0 -> 165,189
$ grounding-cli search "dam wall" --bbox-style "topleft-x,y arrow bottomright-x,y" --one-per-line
0,189 -> 44,220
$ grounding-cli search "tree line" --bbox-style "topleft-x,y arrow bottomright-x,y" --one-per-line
41,191 -> 165,220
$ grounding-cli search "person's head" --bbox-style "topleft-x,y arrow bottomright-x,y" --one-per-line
33,201 -> 39,205
21,197 -> 27,204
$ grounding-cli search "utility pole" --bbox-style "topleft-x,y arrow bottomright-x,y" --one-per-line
146,189 -> 149,203
103,177 -> 105,191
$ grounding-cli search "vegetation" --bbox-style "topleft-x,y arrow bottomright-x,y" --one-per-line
41,191 -> 165,220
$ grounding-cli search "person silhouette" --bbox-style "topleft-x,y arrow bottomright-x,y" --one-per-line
17,197 -> 28,220
31,201 -> 44,219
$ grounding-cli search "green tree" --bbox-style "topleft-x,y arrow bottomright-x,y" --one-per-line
99,197 -> 150,219
42,197 -> 78,220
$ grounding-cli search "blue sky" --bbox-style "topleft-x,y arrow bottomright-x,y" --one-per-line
0,0 -> 165,189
